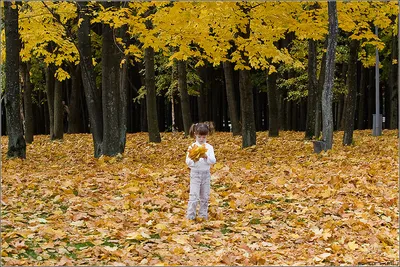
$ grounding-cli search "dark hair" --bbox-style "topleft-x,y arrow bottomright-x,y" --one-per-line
189,121 -> 215,138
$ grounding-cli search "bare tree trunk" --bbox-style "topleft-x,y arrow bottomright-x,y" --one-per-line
357,65 -> 366,129
321,1 -> 338,151
145,46 -> 161,142
68,65 -> 83,133
45,65 -> 55,138
102,15 -> 123,156
5,1 -> 26,158
390,30 -> 398,129
267,69 -> 279,137
53,80 -> 64,140
22,63 -> 34,143
315,41 -> 327,139
343,39 -> 359,145
197,66 -> 208,122
222,61 -> 241,135
239,69 -> 256,147
77,1 -> 103,157
177,60 -> 192,136
305,38 -> 318,139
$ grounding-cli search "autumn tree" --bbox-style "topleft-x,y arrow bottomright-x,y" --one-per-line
76,1 -> 104,157
321,1 -> 338,151
4,1 -> 26,158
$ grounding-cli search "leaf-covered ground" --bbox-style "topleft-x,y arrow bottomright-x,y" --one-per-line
1,130 -> 399,266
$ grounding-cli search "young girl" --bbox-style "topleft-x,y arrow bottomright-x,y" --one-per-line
185,122 -> 216,220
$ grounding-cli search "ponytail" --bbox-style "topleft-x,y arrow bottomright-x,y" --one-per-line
189,121 -> 215,138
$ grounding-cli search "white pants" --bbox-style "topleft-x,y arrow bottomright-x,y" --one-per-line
186,170 -> 210,219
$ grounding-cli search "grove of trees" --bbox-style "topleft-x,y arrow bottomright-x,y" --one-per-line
1,1 -> 399,158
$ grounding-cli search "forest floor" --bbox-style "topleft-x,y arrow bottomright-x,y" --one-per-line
1,130 -> 399,266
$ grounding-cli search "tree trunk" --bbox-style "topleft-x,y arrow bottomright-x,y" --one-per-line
239,69 -> 256,147
305,39 -> 318,139
53,80 -> 64,139
45,65 -> 55,138
145,46 -> 161,142
22,63 -> 34,143
68,65 -> 83,133
321,1 -> 338,151
267,69 -> 279,137
119,54 -> 128,150
223,61 -> 241,135
5,1 -> 26,158
197,66 -> 208,122
315,41 -> 327,139
102,17 -> 123,156
357,64 -> 366,129
77,1 -> 103,157
177,60 -> 192,136
390,31 -> 398,129
343,39 -> 359,145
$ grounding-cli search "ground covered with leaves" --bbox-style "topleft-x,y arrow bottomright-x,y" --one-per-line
1,130 -> 399,266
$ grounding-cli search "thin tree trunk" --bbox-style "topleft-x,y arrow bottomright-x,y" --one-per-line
22,63 -> 34,143
357,64 -> 366,129
239,69 -> 256,147
343,39 -> 359,145
68,65 -> 82,133
145,46 -> 161,142
5,1 -> 26,158
197,66 -> 208,122
102,17 -> 122,156
321,1 -> 338,151
237,4 -> 256,148
45,65 -> 55,138
315,41 -> 327,139
390,30 -> 398,129
305,39 -> 318,139
77,1 -> 103,157
177,60 -> 192,136
223,61 -> 241,135
53,80 -> 64,140
267,69 -> 279,137
120,54 -> 128,150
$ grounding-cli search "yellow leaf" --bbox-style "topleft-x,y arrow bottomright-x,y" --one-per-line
214,162 -> 223,170
188,144 -> 207,162
347,241 -> 359,250
172,246 -> 185,254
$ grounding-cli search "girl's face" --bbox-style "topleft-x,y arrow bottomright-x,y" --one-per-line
195,134 -> 207,144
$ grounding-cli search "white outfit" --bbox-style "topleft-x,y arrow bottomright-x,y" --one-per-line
186,142 -> 216,219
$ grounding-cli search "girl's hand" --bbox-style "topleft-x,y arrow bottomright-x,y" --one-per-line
202,154 -> 208,159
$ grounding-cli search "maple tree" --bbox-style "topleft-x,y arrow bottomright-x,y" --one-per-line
1,130 -> 398,265
1,1 -> 399,157
4,1 -> 26,159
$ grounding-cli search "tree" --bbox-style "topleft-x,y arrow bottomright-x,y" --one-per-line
21,62 -> 34,143
4,1 -> 26,158
145,46 -> 161,142
222,61 -> 241,136
177,60 -> 192,136
267,68 -> 279,137
343,39 -> 359,145
321,1 -> 338,151
76,1 -> 104,157
305,38 -> 318,139
101,2 -> 126,156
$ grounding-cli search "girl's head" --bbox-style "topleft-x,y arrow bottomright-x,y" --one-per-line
189,122 -> 215,144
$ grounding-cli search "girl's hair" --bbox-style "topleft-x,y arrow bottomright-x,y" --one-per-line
189,121 -> 215,138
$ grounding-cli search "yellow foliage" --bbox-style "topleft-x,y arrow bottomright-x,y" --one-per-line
188,144 -> 207,162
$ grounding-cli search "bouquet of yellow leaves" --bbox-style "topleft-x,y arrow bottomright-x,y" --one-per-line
188,144 -> 208,162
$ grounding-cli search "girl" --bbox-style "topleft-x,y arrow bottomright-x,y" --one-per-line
185,122 -> 216,220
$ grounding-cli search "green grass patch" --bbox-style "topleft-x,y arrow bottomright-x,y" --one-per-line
249,218 -> 261,224
70,241 -> 95,250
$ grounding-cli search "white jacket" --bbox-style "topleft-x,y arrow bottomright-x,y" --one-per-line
186,142 -> 216,171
